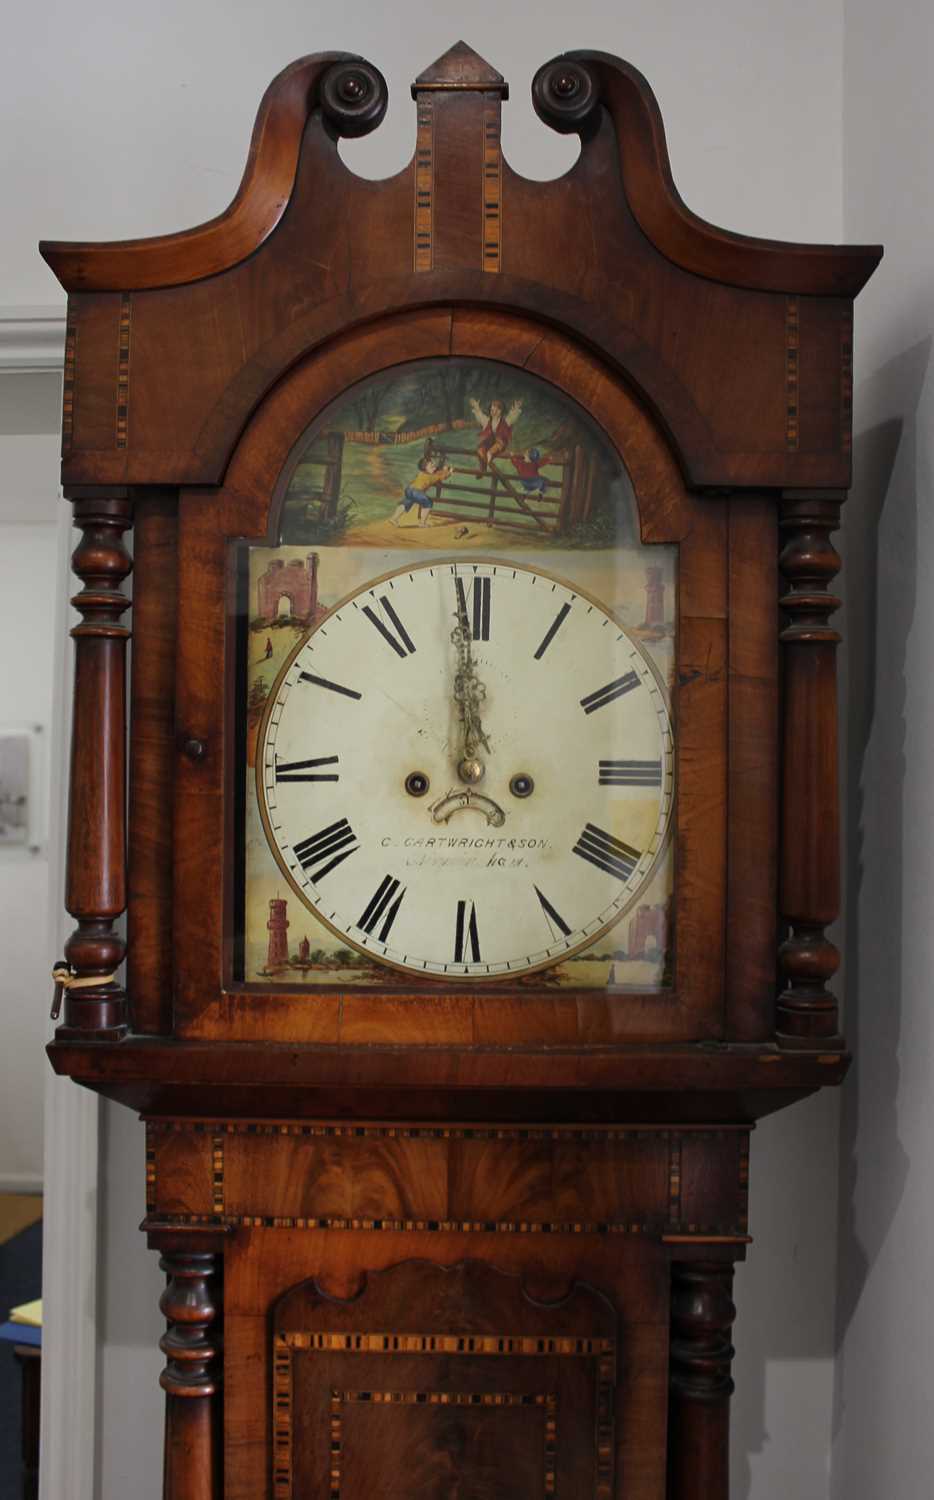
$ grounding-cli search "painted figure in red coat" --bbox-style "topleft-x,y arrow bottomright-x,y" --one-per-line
509,447 -> 550,496
470,395 -> 523,472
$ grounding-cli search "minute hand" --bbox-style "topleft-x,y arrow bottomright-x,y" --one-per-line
452,595 -> 490,776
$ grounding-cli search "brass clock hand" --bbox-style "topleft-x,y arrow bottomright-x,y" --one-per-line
451,592 -> 490,783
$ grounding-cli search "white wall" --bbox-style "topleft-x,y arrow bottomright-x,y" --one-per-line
1,1 -> 855,1496
832,2 -> 934,1495
0,406 -> 62,1188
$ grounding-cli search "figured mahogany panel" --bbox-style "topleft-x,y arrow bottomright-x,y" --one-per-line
146,1124 -> 217,1221
171,497 -> 227,1008
340,995 -> 474,1047
142,1124 -> 750,1499
127,492 -> 178,1033
272,1261 -> 614,1500
145,1120 -> 751,1242
222,1233 -> 667,1500
725,499 -> 779,1041
60,296 -> 124,462
675,1133 -> 750,1240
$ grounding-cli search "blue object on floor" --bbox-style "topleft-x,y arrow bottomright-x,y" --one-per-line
0,1219 -> 43,1497
0,1323 -> 41,1348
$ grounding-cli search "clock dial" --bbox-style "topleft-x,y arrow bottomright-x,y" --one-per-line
256,558 -> 673,981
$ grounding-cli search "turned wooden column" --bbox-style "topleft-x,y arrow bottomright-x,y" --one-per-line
776,490 -> 844,1049
668,1260 -> 736,1500
56,491 -> 132,1039
160,1251 -> 220,1500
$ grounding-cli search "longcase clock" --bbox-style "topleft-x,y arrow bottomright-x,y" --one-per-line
42,42 -> 881,1500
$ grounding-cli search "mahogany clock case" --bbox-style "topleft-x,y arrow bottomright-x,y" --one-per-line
40,43 -> 880,1500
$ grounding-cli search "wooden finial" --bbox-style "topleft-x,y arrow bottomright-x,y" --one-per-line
412,40 -> 508,97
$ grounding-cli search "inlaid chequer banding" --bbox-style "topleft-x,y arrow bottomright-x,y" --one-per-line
333,1388 -> 557,1406
211,1131 -> 225,1215
273,1329 -> 605,1499
62,313 -> 77,451
595,1347 -> 615,1499
785,295 -> 800,450
280,1330 -> 614,1356
144,1119 -> 750,1235
326,1390 -> 556,1500
481,96 -> 503,272
145,1120 -> 743,1143
840,309 -> 853,454
145,1133 -> 156,1216
668,1129 -> 682,1226
116,293 -> 131,448
738,1133 -> 750,1234
328,1388 -> 341,1500
273,1336 -> 294,1498
212,1213 -> 653,1234
414,97 -> 434,271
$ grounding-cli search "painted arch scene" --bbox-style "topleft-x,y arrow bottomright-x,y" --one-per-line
277,358 -> 639,550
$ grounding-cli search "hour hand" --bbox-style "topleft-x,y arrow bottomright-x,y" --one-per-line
451,593 -> 489,783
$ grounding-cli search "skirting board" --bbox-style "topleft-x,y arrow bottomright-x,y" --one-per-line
0,306 -> 66,373
0,1175 -> 43,1195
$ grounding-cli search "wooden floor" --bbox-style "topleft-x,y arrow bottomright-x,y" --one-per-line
0,1197 -> 42,1249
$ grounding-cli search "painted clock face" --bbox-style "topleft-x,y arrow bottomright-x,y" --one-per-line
256,557 -> 673,981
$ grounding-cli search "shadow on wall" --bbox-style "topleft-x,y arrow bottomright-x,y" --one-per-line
731,1089 -> 842,1496
832,337 -> 931,1440
733,340 -> 929,1498
94,1107 -> 165,1499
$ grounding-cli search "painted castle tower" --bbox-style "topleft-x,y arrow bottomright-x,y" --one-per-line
266,897 -> 289,968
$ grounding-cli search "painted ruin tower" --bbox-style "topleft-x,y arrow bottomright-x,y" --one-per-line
628,903 -> 667,959
266,898 -> 289,968
258,552 -> 319,623
643,566 -> 665,629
